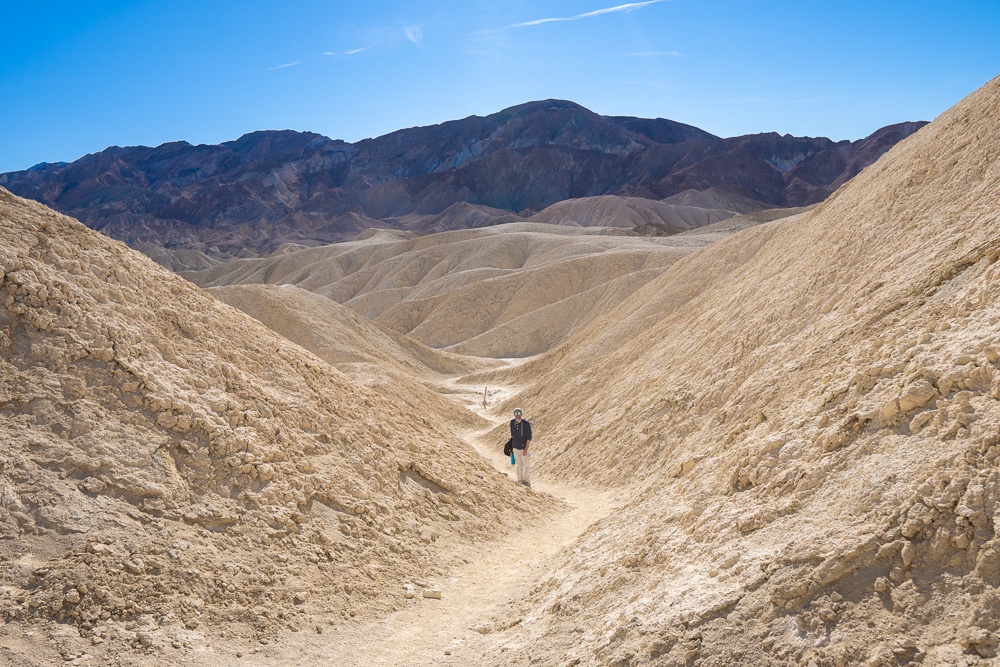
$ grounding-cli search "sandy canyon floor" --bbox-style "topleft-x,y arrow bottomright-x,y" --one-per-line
2,370 -> 624,667
277,378 -> 623,667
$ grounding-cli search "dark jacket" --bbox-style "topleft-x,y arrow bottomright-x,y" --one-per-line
510,418 -> 532,449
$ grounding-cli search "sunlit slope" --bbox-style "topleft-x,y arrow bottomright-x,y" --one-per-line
191,223 -> 696,357
479,76 -> 1000,665
0,189 -> 545,643
662,186 -> 774,214
526,194 -> 734,230
207,283 -> 484,376
207,283 -> 493,428
369,242 -> 689,356
672,204 -> 815,244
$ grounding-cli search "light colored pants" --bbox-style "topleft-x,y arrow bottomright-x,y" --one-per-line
513,449 -> 530,485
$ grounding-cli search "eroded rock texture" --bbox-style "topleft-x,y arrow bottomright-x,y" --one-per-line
0,189 -> 549,652
464,76 -> 1000,666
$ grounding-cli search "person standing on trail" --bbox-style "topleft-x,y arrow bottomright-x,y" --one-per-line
510,408 -> 532,487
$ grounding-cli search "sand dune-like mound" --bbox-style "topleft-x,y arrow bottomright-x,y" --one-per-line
189,223 -> 696,357
393,202 -> 521,234
130,242 -> 225,272
207,284 -> 483,377
309,211 -> 390,244
384,246 -> 685,356
0,189 -> 546,659
528,195 -> 734,231
466,76 -> 1000,665
670,205 -> 815,245
662,186 -> 773,214
206,283 -> 493,425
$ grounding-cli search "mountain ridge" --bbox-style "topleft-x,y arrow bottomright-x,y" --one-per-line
0,100 -> 925,258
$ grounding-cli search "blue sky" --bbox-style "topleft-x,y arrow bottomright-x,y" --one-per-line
1,1 -> 998,172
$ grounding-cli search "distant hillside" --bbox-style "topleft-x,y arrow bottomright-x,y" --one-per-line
527,195 -> 735,231
188,222 -> 711,358
0,100 -> 925,257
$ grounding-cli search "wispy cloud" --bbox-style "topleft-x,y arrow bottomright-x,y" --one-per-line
625,50 -> 683,57
505,0 -> 667,29
264,61 -> 300,71
297,24 -> 422,67
322,46 -> 373,56
404,25 -> 423,45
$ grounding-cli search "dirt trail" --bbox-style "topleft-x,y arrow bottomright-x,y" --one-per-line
274,376 -> 619,667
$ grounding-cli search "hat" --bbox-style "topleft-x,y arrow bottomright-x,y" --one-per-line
513,407 -> 523,414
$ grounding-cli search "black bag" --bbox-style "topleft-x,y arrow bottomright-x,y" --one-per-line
503,438 -> 513,456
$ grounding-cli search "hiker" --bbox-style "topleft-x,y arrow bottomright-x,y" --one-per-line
510,407 -> 532,487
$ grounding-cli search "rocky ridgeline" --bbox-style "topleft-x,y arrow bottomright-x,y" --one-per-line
0,189 -> 549,656
0,101 -> 924,257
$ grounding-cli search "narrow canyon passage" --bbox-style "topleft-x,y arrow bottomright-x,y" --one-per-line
272,377 -> 620,667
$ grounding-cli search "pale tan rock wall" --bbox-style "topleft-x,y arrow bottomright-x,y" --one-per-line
476,75 -> 1000,665
0,190 -> 548,646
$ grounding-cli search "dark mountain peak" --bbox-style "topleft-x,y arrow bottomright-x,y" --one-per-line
468,99 -> 664,155
221,130 -> 332,161
499,99 -> 595,116
730,131 -> 783,141
224,128 -> 327,145
140,140 -> 201,163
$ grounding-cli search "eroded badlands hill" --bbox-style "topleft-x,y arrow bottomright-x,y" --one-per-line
526,195 -> 733,231
0,189 -> 547,662
188,224 -> 703,358
460,76 -> 1000,665
205,283 -> 493,426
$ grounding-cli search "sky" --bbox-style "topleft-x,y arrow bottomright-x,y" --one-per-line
1,0 -> 998,172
